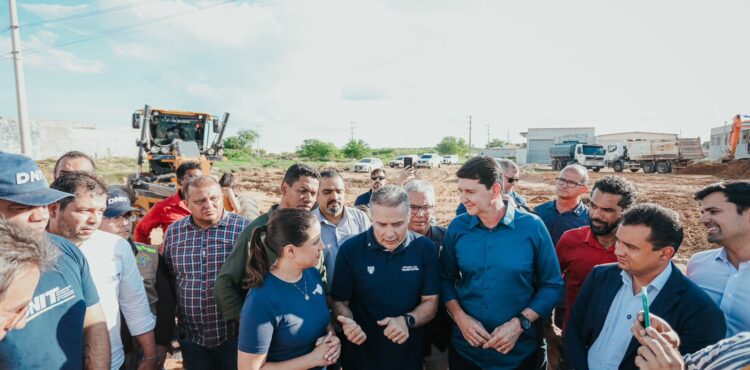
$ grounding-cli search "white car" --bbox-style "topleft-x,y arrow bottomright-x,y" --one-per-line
442,154 -> 459,165
388,154 -> 419,168
353,158 -> 383,173
414,153 -> 442,168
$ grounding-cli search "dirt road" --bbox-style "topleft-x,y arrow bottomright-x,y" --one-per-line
231,165 -> 726,263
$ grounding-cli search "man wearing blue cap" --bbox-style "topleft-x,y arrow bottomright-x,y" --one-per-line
99,186 -> 176,369
0,151 -> 110,370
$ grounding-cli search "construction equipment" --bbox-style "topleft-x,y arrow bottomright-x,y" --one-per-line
128,104 -> 259,220
723,114 -> 750,162
549,141 -> 605,172
605,138 -> 704,173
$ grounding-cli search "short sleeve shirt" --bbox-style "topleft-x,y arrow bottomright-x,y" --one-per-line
238,268 -> 329,366
330,229 -> 440,370
0,233 -> 100,370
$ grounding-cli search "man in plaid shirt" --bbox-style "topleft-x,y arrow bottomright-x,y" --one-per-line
162,176 -> 250,370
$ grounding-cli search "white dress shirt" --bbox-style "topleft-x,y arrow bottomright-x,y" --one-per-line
314,206 -> 371,284
688,247 -> 750,337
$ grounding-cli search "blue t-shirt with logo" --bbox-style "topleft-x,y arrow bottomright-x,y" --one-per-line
0,233 -> 100,370
238,268 -> 329,367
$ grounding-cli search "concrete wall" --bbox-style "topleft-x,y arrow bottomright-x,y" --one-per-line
1,118 -> 137,160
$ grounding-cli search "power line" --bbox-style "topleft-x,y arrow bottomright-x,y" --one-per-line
1,0 -> 166,33
2,0 -> 292,60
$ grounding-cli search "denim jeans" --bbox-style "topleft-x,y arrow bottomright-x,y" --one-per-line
180,337 -> 238,370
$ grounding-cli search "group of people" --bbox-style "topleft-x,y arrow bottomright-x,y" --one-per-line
0,149 -> 748,370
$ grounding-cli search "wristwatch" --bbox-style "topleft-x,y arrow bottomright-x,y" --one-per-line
515,313 -> 532,331
402,313 -> 416,329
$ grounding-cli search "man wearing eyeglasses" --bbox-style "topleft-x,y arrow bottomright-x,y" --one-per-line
533,164 -> 591,246
405,180 -> 451,370
99,186 -> 176,369
355,168 -> 387,207
456,159 -> 530,215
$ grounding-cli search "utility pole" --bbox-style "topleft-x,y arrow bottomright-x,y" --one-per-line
468,115 -> 472,157
255,124 -> 261,157
8,0 -> 32,156
486,124 -> 490,148
350,121 -> 356,142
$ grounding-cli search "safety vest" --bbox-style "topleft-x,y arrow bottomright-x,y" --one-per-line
133,242 -> 159,314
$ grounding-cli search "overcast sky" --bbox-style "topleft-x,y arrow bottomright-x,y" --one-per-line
1,0 -> 747,153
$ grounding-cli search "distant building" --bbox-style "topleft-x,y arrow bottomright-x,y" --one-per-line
597,131 -> 678,147
520,127 -> 596,164
708,124 -> 750,161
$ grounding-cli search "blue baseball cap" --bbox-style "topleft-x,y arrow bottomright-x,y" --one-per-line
104,187 -> 138,218
0,152 -> 73,206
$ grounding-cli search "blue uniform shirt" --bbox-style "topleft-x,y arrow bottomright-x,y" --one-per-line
533,199 -> 589,245
440,205 -> 564,369
238,268 -> 329,367
354,189 -> 373,207
0,234 -> 100,370
331,228 -> 440,370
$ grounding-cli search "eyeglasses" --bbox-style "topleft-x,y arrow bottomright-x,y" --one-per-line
371,176 -> 386,181
505,175 -> 520,184
409,205 -> 435,214
555,177 -> 585,188
105,211 -> 137,223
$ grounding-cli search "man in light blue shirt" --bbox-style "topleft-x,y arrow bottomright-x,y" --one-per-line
314,170 -> 371,284
564,204 -> 725,370
688,182 -> 750,337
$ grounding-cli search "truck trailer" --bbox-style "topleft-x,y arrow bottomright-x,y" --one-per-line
549,141 -> 605,172
604,138 -> 704,173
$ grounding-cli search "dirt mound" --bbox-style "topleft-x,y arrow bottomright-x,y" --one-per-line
677,160 -> 750,179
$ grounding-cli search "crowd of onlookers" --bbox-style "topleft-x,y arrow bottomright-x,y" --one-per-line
0,149 -> 748,370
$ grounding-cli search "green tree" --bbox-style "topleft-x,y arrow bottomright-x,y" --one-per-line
341,139 -> 371,159
223,129 -> 258,149
436,136 -> 469,156
487,138 -> 507,148
297,139 -> 341,160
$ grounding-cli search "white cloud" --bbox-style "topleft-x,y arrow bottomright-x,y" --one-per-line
111,41 -> 152,60
19,3 -> 89,18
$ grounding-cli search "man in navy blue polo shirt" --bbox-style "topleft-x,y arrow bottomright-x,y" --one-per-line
331,184 -> 439,370
441,156 -> 564,370
533,164 -> 590,245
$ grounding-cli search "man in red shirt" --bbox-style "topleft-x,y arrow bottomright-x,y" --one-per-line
134,162 -> 202,244
556,175 -> 637,331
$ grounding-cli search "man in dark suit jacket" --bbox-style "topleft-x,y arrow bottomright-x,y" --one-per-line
564,203 -> 726,370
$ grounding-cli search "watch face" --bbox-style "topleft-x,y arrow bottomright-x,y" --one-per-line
522,319 -> 531,330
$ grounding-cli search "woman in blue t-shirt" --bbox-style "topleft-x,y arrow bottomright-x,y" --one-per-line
238,208 -> 340,370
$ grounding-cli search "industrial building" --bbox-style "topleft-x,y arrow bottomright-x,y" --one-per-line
596,132 -> 678,146
520,127 -> 596,164
708,124 -> 750,161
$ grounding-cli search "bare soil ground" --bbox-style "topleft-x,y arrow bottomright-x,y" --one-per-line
229,165 -> 747,264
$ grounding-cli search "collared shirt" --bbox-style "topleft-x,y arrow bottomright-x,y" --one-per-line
134,192 -> 191,245
556,226 -> 618,330
331,229 -> 440,370
80,230 -> 155,370
687,247 -> 750,337
163,212 -> 250,347
440,205 -> 564,369
313,206 -> 371,284
684,331 -> 750,370
588,263 -> 673,370
354,189 -> 373,206
533,199 -> 590,245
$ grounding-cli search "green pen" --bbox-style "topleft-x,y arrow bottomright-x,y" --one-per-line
641,286 -> 651,328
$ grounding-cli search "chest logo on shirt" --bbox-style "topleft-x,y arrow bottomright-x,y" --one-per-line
313,284 -> 323,296
367,266 -> 375,274
402,265 -> 420,272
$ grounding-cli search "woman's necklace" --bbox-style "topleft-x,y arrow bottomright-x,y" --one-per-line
291,274 -> 309,301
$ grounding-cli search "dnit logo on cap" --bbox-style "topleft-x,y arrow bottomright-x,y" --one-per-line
108,196 -> 130,205
16,170 -> 45,185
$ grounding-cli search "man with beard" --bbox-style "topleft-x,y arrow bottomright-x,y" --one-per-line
314,170 -> 370,284
355,168 -> 386,207
688,182 -> 750,337
215,163 -> 320,322
555,175 -> 637,331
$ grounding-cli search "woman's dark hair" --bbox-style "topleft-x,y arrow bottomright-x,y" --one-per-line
243,208 -> 318,288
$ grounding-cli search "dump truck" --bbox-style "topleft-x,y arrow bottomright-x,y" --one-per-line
604,138 -> 704,173
549,141 -> 605,172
